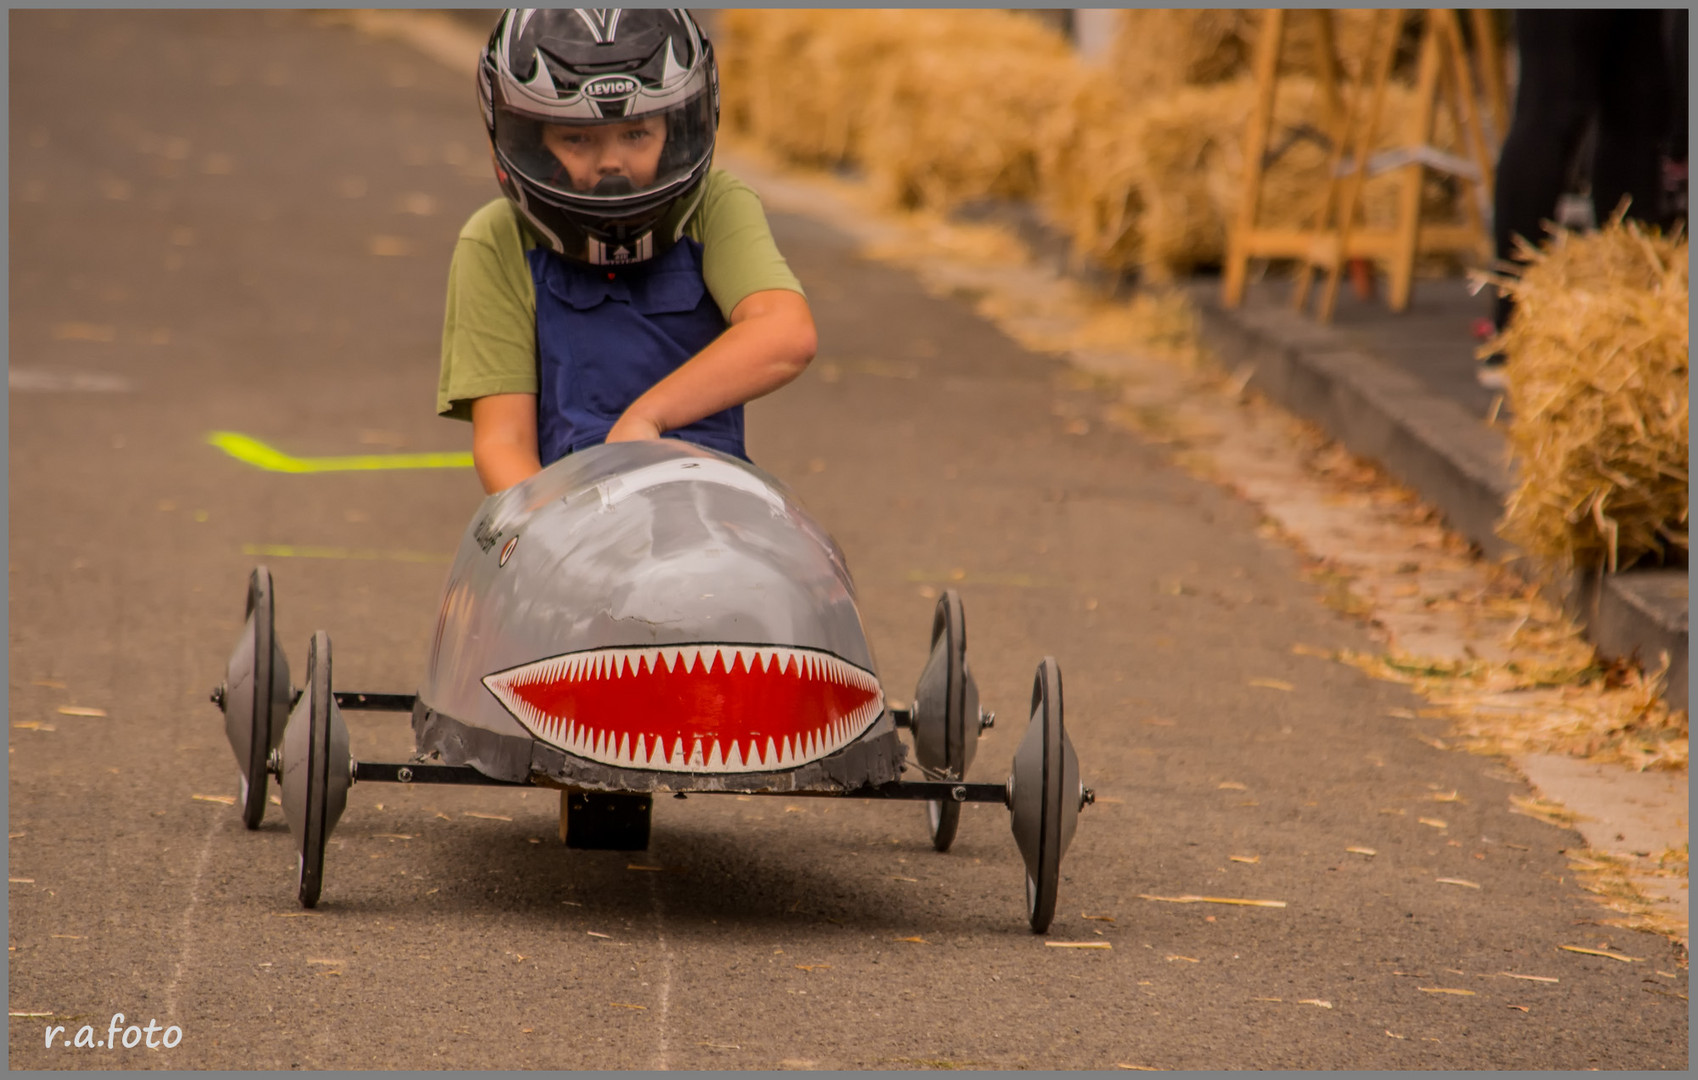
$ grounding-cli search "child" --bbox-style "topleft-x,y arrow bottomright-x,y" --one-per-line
438,8 -> 816,493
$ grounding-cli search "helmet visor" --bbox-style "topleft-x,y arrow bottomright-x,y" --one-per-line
494,90 -> 714,206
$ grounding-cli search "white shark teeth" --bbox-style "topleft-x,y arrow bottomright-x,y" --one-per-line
484,644 -> 886,773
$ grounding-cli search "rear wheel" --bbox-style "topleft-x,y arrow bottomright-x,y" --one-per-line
914,590 -> 971,852
221,566 -> 288,830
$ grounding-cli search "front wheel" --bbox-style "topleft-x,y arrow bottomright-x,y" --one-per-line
280,631 -> 349,909
1008,656 -> 1078,934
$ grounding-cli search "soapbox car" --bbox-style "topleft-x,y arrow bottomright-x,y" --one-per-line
213,440 -> 1090,931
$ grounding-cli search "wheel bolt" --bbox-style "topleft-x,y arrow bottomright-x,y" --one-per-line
1081,787 -> 1096,808
978,707 -> 995,731
210,684 -> 226,708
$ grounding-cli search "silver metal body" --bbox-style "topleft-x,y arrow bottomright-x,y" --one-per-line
414,440 -> 905,792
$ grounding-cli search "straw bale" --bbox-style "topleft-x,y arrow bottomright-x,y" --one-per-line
1245,9 -> 1386,84
720,10 -> 1079,209
1102,9 -> 1253,96
720,9 -> 1465,276
1041,77 -> 1461,279
1485,219 -> 1690,572
718,9 -> 895,168
1103,9 -> 1382,98
856,10 -> 1081,209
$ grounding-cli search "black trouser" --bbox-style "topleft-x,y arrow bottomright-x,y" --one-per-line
1492,10 -> 1672,330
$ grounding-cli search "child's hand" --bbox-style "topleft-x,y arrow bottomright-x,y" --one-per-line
606,412 -> 664,443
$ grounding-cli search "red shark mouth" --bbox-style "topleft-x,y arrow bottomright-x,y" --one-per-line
482,644 -> 885,774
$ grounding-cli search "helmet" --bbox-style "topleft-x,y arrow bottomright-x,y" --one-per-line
478,9 -> 719,265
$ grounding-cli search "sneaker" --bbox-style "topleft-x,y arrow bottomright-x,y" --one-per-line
1476,352 -> 1507,390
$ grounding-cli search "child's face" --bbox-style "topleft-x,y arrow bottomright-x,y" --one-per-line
541,116 -> 668,194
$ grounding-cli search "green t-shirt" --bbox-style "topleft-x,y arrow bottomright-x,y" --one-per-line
436,168 -> 803,421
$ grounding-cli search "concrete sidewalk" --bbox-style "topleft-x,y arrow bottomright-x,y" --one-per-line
1188,275 -> 1689,708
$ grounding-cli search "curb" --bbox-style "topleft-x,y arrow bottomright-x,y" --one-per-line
1187,282 -> 1688,707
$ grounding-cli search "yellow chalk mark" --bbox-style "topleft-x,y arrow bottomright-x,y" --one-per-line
206,431 -> 472,473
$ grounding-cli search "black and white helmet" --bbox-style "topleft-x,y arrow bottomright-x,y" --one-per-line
478,9 -> 719,265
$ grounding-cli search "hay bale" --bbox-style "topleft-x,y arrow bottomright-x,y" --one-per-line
719,10 -> 1079,210
720,9 -> 1466,277
1488,219 -> 1690,572
1039,78 -> 1254,278
718,10 -> 895,168
1102,9 -> 1255,95
1041,76 -> 1461,279
855,9 -> 1081,209
1103,9 -> 1382,98
1244,8 -> 1386,83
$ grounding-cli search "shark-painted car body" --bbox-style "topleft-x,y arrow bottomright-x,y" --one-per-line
217,435 -> 1087,928
412,439 -> 907,793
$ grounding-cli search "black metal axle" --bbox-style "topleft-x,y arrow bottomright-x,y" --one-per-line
774,780 -> 1009,805
352,761 -> 529,786
348,759 -> 1008,805
320,696 -> 1012,805
333,692 -> 416,712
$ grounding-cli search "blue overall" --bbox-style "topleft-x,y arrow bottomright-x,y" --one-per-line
526,238 -> 746,465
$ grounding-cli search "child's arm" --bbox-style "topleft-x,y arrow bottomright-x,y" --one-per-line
471,393 -> 543,494
606,288 -> 817,443
441,201 -> 545,495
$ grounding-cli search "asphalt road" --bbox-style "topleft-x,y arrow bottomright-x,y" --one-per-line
7,10 -> 1688,1070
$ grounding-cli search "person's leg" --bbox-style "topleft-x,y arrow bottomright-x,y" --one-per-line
1590,10 -> 1672,227
1662,9 -> 1689,228
1663,9 -> 1687,166
1492,12 -> 1604,331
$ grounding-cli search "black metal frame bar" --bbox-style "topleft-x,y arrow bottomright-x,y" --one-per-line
338,698 -> 1001,801
352,762 -> 529,786
779,780 -> 1008,804
333,692 -> 416,712
350,759 -> 1006,805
